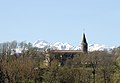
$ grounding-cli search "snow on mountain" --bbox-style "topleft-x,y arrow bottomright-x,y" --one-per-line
11,48 -> 28,56
33,40 -> 50,49
74,45 -> 81,50
33,40 -> 74,50
74,44 -> 112,51
33,40 -> 115,51
88,44 -> 106,51
51,42 -> 74,50
11,48 -> 23,55
88,44 -> 115,51
64,43 -> 74,50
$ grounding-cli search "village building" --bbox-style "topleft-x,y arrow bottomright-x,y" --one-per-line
44,33 -> 88,66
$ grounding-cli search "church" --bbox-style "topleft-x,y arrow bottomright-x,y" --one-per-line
44,33 -> 88,66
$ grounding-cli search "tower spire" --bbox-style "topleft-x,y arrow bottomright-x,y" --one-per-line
81,33 -> 88,53
82,33 -> 87,44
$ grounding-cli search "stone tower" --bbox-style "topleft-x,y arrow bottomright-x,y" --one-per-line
81,33 -> 88,53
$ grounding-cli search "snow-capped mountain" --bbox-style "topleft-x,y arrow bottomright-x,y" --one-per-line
51,42 -> 74,50
11,48 -> 28,56
8,40 -> 117,54
11,48 -> 23,55
33,40 -> 74,50
74,45 -> 81,50
33,40 -> 50,49
88,44 -> 116,51
33,40 -> 115,51
88,44 -> 106,51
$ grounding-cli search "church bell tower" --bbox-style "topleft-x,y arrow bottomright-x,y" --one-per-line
81,33 -> 88,53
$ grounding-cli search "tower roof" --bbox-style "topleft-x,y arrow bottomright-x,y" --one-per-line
82,33 -> 87,44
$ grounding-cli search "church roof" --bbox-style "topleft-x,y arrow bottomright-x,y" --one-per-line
82,33 -> 87,44
49,50 -> 82,53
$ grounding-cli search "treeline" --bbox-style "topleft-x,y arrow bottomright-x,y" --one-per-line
0,41 -> 32,56
0,41 -> 120,83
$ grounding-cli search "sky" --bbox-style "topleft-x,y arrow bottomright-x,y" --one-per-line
0,0 -> 120,47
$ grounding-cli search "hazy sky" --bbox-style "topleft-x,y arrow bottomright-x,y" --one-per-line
0,0 -> 120,46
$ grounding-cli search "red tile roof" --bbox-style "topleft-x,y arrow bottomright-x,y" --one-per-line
49,50 -> 82,53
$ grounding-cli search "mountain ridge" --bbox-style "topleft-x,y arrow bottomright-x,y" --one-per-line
33,40 -> 116,51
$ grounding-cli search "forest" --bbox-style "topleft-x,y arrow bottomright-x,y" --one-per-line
0,41 -> 120,83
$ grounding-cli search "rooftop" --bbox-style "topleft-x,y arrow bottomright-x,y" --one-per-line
49,50 -> 82,53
